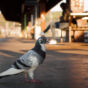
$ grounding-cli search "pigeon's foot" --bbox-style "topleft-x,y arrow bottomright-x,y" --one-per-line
25,79 -> 42,83
30,79 -> 42,83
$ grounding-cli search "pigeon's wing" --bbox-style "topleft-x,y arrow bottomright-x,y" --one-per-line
20,50 -> 40,66
12,50 -> 40,69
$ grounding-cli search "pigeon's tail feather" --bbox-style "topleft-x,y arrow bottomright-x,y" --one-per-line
0,68 -> 24,79
0,75 -> 10,79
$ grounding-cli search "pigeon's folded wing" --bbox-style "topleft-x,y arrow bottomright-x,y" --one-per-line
12,50 -> 43,69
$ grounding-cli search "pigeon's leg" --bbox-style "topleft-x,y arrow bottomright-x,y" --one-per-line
24,71 -> 29,82
24,71 -> 35,83
27,67 -> 42,83
28,70 -> 42,83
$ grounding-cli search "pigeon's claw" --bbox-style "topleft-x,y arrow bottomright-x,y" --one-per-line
25,79 -> 42,83
30,79 -> 42,83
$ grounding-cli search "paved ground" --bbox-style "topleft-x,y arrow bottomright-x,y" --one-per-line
0,37 -> 88,88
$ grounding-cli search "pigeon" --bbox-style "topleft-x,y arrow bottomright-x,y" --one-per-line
0,34 -> 48,83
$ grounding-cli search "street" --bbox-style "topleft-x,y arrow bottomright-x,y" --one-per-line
0,37 -> 88,88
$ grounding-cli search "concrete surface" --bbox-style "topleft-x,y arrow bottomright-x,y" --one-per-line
0,37 -> 88,88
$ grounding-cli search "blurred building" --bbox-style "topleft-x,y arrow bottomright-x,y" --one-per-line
69,0 -> 88,42
0,12 -> 21,37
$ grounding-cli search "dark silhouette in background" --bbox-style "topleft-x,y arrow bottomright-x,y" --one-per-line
44,3 -> 77,33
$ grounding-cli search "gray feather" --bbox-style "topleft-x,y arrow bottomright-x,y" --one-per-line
12,50 -> 43,69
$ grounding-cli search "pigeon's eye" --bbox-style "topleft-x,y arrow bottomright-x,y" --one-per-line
39,39 -> 42,41
39,37 -> 47,44
39,39 -> 42,43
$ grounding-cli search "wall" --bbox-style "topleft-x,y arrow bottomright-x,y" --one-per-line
71,0 -> 86,42
71,0 -> 84,13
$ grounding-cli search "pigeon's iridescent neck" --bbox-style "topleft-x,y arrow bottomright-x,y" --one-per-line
34,40 -> 46,52
32,40 -> 46,59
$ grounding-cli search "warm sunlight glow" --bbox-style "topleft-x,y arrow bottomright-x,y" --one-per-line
41,14 -> 45,20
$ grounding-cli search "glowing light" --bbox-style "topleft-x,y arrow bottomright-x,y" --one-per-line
41,13 -> 45,20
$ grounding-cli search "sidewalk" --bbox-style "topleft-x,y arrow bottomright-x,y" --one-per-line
0,37 -> 88,88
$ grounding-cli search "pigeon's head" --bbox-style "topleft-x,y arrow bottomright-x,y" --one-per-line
38,36 -> 48,44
